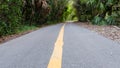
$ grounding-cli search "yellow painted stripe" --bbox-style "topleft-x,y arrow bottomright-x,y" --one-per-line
47,24 -> 65,68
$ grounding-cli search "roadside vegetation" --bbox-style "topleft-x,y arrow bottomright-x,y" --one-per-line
0,0 -> 120,37
0,0 -> 69,37
74,0 -> 120,25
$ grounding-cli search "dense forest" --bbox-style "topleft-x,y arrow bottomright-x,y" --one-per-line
0,0 -> 120,36
0,0 -> 69,36
74,0 -> 120,25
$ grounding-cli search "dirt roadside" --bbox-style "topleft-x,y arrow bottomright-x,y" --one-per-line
76,22 -> 120,44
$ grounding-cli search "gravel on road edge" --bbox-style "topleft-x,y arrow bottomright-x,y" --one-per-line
76,22 -> 120,44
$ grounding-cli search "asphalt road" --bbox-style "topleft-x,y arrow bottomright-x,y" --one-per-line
0,23 -> 120,68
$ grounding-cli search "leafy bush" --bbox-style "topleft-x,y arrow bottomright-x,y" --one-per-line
47,0 -> 69,22
92,16 -> 102,25
22,0 -> 69,24
74,0 -> 120,26
0,0 -> 70,36
105,14 -> 116,25
0,0 -> 22,36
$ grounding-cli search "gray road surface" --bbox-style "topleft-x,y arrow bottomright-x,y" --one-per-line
0,23 -> 120,68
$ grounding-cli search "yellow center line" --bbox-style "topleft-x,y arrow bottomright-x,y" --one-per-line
47,24 -> 65,68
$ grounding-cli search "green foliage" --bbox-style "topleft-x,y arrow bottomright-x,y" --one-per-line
92,16 -> 102,25
92,14 -> 116,25
17,25 -> 38,33
22,0 -> 50,25
0,0 -> 119,37
47,0 -> 69,22
0,0 -> 70,36
74,0 -> 120,25
22,0 -> 69,24
0,0 -> 22,36
105,13 -> 116,25
63,0 -> 77,21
